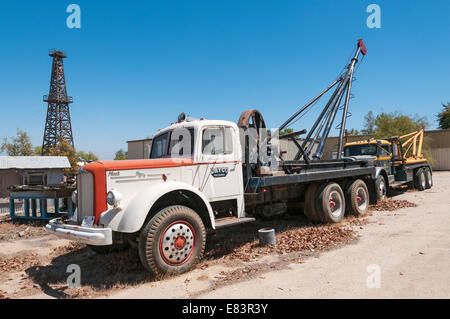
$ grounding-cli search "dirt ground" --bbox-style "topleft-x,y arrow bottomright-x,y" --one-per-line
0,172 -> 449,299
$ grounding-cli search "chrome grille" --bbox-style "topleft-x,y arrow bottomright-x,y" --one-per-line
76,170 -> 94,223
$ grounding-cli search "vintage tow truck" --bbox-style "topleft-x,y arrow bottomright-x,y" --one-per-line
343,128 -> 433,200
46,39 -> 379,275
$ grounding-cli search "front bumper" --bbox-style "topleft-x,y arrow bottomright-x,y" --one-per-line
45,218 -> 113,246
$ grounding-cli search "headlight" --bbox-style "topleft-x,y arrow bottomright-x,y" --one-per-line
71,191 -> 78,204
107,190 -> 122,206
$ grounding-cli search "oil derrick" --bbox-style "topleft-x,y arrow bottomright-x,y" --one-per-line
41,50 -> 74,155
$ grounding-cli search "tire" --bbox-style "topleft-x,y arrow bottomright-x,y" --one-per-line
317,183 -> 345,224
424,167 -> 433,189
304,183 -> 321,223
375,175 -> 387,202
88,242 -> 128,255
345,179 -> 369,217
414,168 -> 426,191
138,205 -> 206,276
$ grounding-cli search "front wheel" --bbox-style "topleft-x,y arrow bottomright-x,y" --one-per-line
375,175 -> 387,201
138,205 -> 206,276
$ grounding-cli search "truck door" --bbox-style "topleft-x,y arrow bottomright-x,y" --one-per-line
377,144 -> 392,175
195,125 -> 243,203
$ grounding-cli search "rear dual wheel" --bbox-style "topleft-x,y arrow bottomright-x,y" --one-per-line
319,183 -> 346,223
424,167 -> 433,189
304,182 -> 346,224
345,179 -> 369,217
304,180 -> 370,223
414,168 -> 426,191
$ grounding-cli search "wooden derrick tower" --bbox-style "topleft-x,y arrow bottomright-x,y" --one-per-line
41,50 -> 74,155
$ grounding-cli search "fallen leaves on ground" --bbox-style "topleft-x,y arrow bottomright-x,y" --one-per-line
370,199 -> 416,211
208,223 -> 357,263
0,289 -> 11,299
0,219 -> 48,241
0,253 -> 42,272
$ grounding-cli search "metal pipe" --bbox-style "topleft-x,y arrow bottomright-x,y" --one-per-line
301,104 -> 334,159
279,79 -> 340,132
300,76 -> 346,152
337,70 -> 354,158
337,49 -> 361,158
314,79 -> 348,159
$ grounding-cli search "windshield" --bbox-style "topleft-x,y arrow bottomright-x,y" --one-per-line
344,144 -> 377,157
150,128 -> 194,159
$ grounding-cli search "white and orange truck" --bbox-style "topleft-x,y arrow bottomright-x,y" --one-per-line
46,39 -> 380,275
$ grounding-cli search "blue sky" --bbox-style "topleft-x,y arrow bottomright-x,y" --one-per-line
0,0 -> 449,159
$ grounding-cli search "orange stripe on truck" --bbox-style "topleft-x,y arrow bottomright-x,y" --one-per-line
82,158 -> 238,224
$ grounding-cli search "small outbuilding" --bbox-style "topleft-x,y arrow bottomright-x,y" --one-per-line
0,156 -> 71,199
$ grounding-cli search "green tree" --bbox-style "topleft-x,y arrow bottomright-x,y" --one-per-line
48,139 -> 79,171
437,102 -> 450,129
77,151 -> 98,162
347,128 -> 360,136
370,111 -> 433,164
1,129 -> 34,156
114,149 -> 128,160
280,128 -> 293,135
34,145 -> 42,155
373,112 -> 428,138
361,111 -> 375,135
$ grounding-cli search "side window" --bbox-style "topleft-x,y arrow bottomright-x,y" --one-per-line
202,128 -> 224,155
379,145 -> 390,157
150,133 -> 169,159
202,126 -> 234,155
224,127 -> 234,155
169,128 -> 194,157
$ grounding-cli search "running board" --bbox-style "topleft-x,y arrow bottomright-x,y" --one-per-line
215,217 -> 255,229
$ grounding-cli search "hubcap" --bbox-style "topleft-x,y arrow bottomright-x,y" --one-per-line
356,187 -> 368,211
160,221 -> 195,266
329,191 -> 343,218
421,173 -> 426,188
379,180 -> 386,199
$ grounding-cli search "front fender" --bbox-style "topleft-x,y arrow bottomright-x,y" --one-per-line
99,181 -> 215,233
374,167 -> 385,179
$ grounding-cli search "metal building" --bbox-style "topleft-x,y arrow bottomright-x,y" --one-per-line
0,156 -> 71,198
127,138 -> 153,159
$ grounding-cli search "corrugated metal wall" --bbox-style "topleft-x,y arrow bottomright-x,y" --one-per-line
127,139 -> 153,160
427,129 -> 450,170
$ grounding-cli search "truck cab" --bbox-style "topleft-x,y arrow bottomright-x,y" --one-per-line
46,117 -> 251,275
344,139 -> 392,174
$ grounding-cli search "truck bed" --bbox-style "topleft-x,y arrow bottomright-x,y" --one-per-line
248,159 -> 375,188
